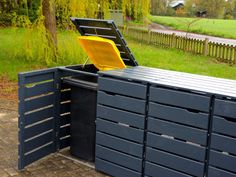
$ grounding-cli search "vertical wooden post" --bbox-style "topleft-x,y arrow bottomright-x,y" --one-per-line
204,38 -> 209,56
148,30 -> 151,44
172,33 -> 176,48
234,46 -> 236,64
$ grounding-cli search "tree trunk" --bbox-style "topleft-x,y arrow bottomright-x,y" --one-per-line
42,0 -> 57,48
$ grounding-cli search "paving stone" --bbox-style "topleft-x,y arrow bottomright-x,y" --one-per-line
0,100 -> 108,177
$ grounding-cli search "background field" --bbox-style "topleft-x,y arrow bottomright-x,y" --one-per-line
1,28 -> 236,81
150,16 -> 236,39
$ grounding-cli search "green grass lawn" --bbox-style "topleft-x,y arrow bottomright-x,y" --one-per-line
150,16 -> 236,39
0,28 -> 236,81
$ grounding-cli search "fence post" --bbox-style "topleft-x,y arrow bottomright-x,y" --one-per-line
234,46 -> 236,64
148,30 -> 151,44
172,33 -> 176,48
204,38 -> 209,56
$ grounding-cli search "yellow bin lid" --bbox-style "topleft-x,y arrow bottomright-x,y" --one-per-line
78,36 -> 126,71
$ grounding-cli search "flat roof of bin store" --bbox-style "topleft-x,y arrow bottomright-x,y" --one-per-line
99,66 -> 236,99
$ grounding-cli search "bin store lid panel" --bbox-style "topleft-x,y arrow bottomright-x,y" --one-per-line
71,17 -> 138,67
78,36 -> 126,71
99,66 -> 236,99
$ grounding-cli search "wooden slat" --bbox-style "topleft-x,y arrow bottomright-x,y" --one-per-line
210,150 -> 236,173
25,81 -> 54,98
24,72 -> 54,85
97,91 -> 146,114
149,102 -> 209,129
24,131 -> 53,153
24,118 -> 54,140
212,116 -> 236,137
96,119 -> 144,143
148,117 -> 207,145
214,99 -> 236,119
96,145 -> 142,172
146,132 -> 206,161
25,94 -> 54,113
145,162 -> 191,177
208,166 -> 236,177
211,133 -> 236,155
59,136 -> 70,150
25,106 -> 54,126
97,105 -> 145,129
98,77 -> 146,99
96,158 -> 141,177
146,147 -> 205,177
96,132 -> 143,158
59,125 -> 70,138
24,143 -> 54,167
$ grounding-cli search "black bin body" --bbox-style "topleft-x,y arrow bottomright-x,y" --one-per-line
64,64 -> 98,162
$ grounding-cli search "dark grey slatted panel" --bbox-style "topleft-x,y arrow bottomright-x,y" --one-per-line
73,18 -> 112,29
60,137 -> 70,149
25,107 -> 53,126
60,114 -> 71,126
208,166 -> 236,177
210,150 -> 236,173
150,87 -> 210,112
81,27 -> 114,36
96,119 -> 144,143
97,91 -> 146,114
97,105 -> 145,129
146,132 -> 206,161
212,116 -> 236,137
149,102 -> 209,129
148,117 -> 207,145
60,102 -> 70,114
25,81 -> 54,98
145,162 -> 191,177
25,119 -> 53,140
96,145 -> 142,172
24,143 -> 54,166
24,72 -> 54,84
25,94 -> 54,112
25,131 -> 53,153
214,99 -> 236,119
211,133 -> 236,155
59,125 -> 70,138
96,158 -> 141,177
146,147 -> 205,177
96,132 -> 143,158
98,77 -> 146,99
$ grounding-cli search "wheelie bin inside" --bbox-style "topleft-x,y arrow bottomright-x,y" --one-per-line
62,18 -> 138,162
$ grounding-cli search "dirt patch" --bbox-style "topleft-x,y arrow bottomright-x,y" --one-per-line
0,76 -> 18,101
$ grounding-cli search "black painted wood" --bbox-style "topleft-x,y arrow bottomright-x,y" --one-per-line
96,132 -> 143,158
97,105 -> 145,129
96,158 -> 141,177
146,132 -> 206,161
150,87 -> 210,112
148,117 -> 208,145
24,143 -> 54,167
24,118 -> 54,140
149,102 -> 209,129
98,77 -> 146,99
96,118 -> 144,143
212,116 -> 236,137
146,147 -> 205,177
25,94 -> 54,113
25,81 -> 54,98
214,99 -> 236,119
211,133 -> 236,155
24,106 -> 54,126
97,91 -> 146,114
208,166 -> 236,177
24,131 -> 53,153
96,145 -> 142,172
145,162 -> 191,177
210,150 -> 236,173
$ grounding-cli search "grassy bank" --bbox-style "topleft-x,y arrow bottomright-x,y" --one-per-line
150,16 -> 236,39
0,28 -> 236,81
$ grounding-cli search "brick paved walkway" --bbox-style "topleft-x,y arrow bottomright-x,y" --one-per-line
0,99 -> 107,177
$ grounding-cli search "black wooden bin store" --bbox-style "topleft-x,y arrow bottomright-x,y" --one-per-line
18,18 -> 236,177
